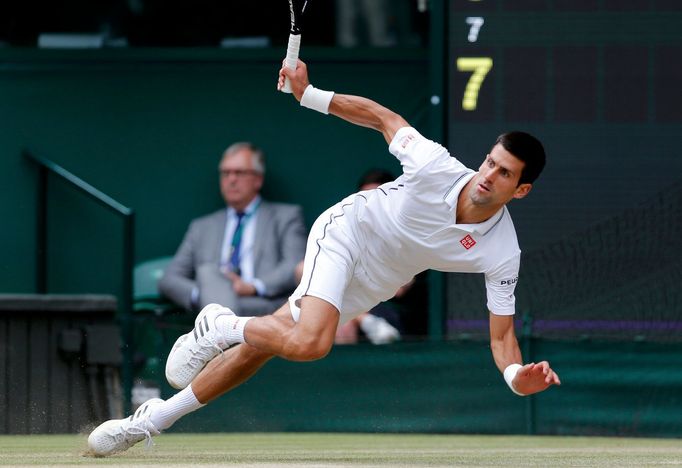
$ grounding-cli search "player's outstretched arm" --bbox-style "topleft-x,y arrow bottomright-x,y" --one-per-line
278,59 -> 408,144
489,313 -> 561,396
327,94 -> 408,145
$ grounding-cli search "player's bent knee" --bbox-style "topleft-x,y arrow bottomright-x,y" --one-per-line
286,333 -> 333,361
306,340 -> 333,361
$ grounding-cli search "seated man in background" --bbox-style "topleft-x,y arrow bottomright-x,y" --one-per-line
159,142 -> 307,317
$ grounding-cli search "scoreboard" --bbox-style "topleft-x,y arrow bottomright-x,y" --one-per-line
444,0 -> 682,251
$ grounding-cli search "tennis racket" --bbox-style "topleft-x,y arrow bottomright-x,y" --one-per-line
281,0 -> 309,93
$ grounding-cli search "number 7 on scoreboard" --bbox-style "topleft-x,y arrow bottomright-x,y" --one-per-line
456,57 -> 493,111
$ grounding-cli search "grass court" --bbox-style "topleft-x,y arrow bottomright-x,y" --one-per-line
0,432 -> 680,467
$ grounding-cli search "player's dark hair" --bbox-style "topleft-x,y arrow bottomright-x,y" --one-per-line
495,132 -> 546,185
357,168 -> 395,189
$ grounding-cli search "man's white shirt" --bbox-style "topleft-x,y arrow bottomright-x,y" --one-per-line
219,196 -> 266,295
341,127 -> 521,316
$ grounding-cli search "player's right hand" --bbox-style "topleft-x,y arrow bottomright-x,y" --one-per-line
278,59 -> 310,101
512,361 -> 561,395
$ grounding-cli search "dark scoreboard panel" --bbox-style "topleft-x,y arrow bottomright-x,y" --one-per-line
445,0 -> 682,251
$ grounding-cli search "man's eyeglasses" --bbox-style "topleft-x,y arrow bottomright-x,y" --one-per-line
220,169 -> 259,178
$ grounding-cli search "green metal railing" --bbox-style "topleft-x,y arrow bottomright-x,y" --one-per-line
24,150 -> 135,411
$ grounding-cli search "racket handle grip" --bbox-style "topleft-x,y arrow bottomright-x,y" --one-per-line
282,33 -> 301,94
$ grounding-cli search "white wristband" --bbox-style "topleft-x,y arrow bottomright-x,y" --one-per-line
300,84 -> 334,114
503,363 -> 525,396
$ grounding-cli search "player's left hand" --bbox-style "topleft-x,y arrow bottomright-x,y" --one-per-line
512,361 -> 561,395
226,271 -> 257,297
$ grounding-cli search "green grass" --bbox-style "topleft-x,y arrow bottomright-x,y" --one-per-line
0,433 -> 681,467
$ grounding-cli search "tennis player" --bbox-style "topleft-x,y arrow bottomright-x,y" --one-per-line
87,59 -> 560,456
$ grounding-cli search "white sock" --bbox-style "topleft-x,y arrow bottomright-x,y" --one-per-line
215,315 -> 253,347
149,384 -> 205,431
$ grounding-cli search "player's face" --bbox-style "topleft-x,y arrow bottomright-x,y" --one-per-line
469,144 -> 532,207
219,149 -> 263,211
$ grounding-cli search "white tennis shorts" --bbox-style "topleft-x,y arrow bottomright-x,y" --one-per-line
288,197 -> 382,325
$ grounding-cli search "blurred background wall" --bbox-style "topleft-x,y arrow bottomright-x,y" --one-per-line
1,48 -> 428,298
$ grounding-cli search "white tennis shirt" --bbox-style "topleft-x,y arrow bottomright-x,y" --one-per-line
344,127 -> 521,316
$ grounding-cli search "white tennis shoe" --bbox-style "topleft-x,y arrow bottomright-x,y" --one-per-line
360,314 -> 401,345
87,398 -> 163,457
165,303 -> 236,389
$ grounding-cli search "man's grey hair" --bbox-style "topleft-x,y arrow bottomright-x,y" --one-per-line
221,142 -> 265,175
